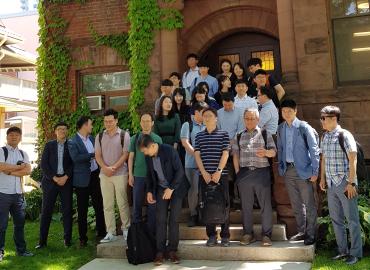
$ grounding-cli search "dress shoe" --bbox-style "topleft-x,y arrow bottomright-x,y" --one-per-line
206,236 -> 217,247
35,243 -> 47,249
221,238 -> 230,247
64,240 -> 72,247
331,253 -> 348,260
168,251 -> 180,264
154,252 -> 164,266
304,236 -> 315,245
240,234 -> 256,246
17,251 -> 34,257
289,232 -> 305,241
261,236 -> 272,247
345,255 -> 360,265
187,215 -> 198,227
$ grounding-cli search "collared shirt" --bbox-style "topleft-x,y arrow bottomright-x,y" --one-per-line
180,119 -> 205,168
95,128 -> 130,176
234,95 -> 258,112
285,118 -> 299,163
217,106 -> 245,140
152,156 -> 169,188
194,128 -> 230,175
57,141 -> 65,175
232,127 -> 276,168
0,145 -> 30,194
321,125 -> 357,187
258,99 -> 279,134
190,74 -> 219,97
78,133 -> 98,172
182,66 -> 199,91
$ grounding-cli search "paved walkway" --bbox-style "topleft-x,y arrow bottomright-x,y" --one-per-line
79,258 -> 312,270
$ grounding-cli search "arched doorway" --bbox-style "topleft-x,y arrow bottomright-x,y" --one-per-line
200,32 -> 282,81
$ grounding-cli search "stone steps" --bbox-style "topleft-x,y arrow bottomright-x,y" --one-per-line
96,236 -> 315,262
178,223 -> 287,241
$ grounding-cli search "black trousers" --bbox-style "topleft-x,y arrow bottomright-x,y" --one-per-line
75,169 -> 106,241
39,179 -> 73,244
155,187 -> 182,253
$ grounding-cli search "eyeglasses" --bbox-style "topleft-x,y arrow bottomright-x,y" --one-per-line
320,115 -> 336,121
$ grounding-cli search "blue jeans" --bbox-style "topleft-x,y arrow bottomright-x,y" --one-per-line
327,180 -> 363,258
0,192 -> 27,254
132,177 -> 156,234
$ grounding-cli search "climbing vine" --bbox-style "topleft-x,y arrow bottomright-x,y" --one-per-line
36,0 -> 183,156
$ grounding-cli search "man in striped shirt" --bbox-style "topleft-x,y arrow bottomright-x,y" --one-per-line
194,107 -> 230,247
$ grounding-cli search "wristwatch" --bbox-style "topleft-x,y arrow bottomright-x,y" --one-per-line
217,167 -> 223,173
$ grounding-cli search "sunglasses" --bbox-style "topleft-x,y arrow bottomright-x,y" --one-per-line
320,115 -> 336,121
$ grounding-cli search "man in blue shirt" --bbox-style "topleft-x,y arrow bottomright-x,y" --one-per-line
257,86 -> 279,134
181,102 -> 207,227
182,53 -> 200,103
277,100 -> 320,246
320,105 -> 362,265
190,61 -> 218,98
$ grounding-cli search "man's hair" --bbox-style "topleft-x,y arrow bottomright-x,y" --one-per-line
54,121 -> 68,130
244,108 -> 259,118
221,92 -> 234,103
202,107 -> 217,117
192,101 -> 209,114
104,108 -> 118,119
259,86 -> 274,100
321,105 -> 341,121
138,134 -> 155,148
198,60 -> 209,68
6,126 -> 22,136
253,68 -> 268,78
234,79 -> 247,86
76,116 -> 91,130
169,72 -> 181,80
140,112 -> 154,121
247,57 -> 262,68
161,79 -> 173,87
281,99 -> 297,110
186,53 -> 199,60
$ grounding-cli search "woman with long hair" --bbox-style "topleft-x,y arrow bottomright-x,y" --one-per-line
172,88 -> 191,124
190,83 -> 220,112
214,75 -> 233,107
154,95 -> 181,149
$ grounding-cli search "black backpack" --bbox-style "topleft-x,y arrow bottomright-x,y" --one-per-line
199,182 -> 227,224
337,131 -> 368,182
98,129 -> 127,149
126,222 -> 156,265
2,146 -> 25,161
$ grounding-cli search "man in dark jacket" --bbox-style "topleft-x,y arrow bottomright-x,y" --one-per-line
68,116 -> 106,246
36,122 -> 73,249
139,134 -> 188,266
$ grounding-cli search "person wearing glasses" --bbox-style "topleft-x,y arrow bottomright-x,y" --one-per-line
277,99 -> 320,246
319,105 -> 362,265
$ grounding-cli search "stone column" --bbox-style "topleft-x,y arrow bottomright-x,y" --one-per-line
160,29 -> 180,78
276,0 -> 299,88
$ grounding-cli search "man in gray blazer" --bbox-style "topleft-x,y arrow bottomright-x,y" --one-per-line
69,116 -> 106,246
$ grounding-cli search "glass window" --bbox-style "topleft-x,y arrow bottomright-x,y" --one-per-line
218,54 -> 240,67
251,50 -> 275,71
109,96 -> 129,111
331,1 -> 370,84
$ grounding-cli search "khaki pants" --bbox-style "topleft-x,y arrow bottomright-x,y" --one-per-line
100,174 -> 130,234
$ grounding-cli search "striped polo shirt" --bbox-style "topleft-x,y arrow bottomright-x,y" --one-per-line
194,128 -> 230,175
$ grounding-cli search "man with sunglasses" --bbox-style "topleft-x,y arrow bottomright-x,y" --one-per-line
320,105 -> 362,265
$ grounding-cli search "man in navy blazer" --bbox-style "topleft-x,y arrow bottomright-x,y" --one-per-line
277,99 -> 320,246
36,122 -> 73,249
139,134 -> 188,266
68,116 -> 106,246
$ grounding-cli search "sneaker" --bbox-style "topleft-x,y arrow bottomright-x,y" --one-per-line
123,229 -> 129,241
17,250 -> 34,257
221,238 -> 230,247
240,234 -> 256,246
206,236 -> 218,247
345,255 -> 360,265
100,233 -> 117,243
261,236 -> 272,247
332,253 -> 348,261
289,232 -> 305,241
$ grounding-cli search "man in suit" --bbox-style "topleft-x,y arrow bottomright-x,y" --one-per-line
68,116 -> 106,246
36,122 -> 73,249
139,134 -> 188,266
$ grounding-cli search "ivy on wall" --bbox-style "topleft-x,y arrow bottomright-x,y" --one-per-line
36,0 -> 183,156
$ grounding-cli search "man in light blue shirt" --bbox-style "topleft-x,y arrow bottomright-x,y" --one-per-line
190,61 -> 218,98
234,79 -> 258,112
180,102 -> 207,227
257,86 -> 278,134
182,53 -> 200,98
277,99 -> 320,246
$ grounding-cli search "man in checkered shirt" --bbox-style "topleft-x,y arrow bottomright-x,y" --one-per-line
320,105 -> 362,265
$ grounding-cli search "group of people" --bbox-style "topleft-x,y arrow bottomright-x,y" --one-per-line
0,54 -> 363,267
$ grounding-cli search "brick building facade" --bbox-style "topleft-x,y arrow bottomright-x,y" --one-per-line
54,0 -> 370,235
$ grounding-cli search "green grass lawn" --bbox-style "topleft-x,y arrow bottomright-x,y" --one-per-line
1,220 -> 96,270
313,249 -> 370,270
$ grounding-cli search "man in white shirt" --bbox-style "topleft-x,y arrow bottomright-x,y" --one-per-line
234,79 -> 258,111
182,53 -> 200,100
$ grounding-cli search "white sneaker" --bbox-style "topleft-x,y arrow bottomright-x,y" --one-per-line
100,233 -> 117,243
123,229 -> 129,241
